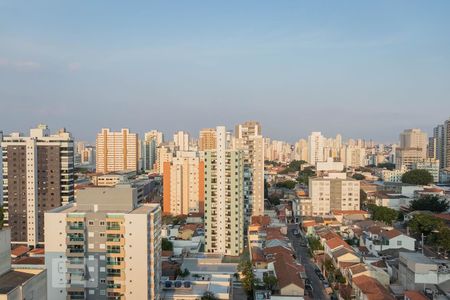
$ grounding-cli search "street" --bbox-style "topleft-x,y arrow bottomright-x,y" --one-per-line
287,224 -> 330,300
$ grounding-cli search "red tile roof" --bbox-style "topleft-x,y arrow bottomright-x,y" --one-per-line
326,237 -> 352,251
380,229 -> 403,239
11,245 -> 29,258
332,210 -> 369,215
251,215 -> 271,226
352,275 -> 395,300
273,254 -> 305,290
12,256 -> 45,265
404,290 -> 429,300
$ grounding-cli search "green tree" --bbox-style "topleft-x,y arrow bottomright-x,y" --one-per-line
408,214 -> 444,238
307,236 -> 324,251
180,268 -> 190,278
0,206 -> 4,229
275,180 -> 297,190
377,163 -> 395,170
278,160 -> 307,174
238,260 -> 256,294
201,291 -> 218,300
409,195 -> 449,213
437,227 -> 450,254
360,189 -> 368,209
263,274 -> 278,291
297,167 -> 316,185
367,204 -> 398,225
162,238 -> 174,251
352,173 -> 365,180
401,169 -> 434,185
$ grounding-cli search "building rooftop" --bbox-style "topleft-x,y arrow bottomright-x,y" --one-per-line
352,275 -> 395,300
0,270 -> 37,294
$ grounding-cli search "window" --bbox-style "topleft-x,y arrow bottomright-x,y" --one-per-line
397,240 -> 402,246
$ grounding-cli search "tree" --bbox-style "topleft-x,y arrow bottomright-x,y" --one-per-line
307,236 -> 324,251
162,238 -> 173,251
268,195 -> 281,206
263,274 -> 278,291
201,291 -> 218,300
352,173 -> 365,180
275,180 -> 297,190
408,214 -> 444,238
360,189 -> 368,209
297,167 -> 316,185
238,260 -> 256,294
401,169 -> 434,185
409,195 -> 449,213
278,160 -> 307,174
436,227 -> 450,255
377,163 -> 395,170
180,268 -> 190,278
0,206 -> 4,230
367,204 -> 398,225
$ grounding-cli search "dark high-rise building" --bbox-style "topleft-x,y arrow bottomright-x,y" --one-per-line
1,124 -> 74,247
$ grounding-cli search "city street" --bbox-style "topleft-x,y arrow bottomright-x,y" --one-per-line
287,224 -> 330,300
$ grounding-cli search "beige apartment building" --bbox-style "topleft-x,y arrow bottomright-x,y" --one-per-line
309,173 -> 360,216
396,128 -> 428,170
45,185 -> 161,300
234,121 -> 265,219
1,124 -> 74,247
96,128 -> 138,174
204,126 -> 245,256
162,151 -> 204,215
198,128 -> 216,151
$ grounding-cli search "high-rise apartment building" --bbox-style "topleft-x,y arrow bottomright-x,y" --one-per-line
308,132 -> 325,164
156,145 -> 173,174
234,121 -> 265,218
445,119 -> 450,169
173,131 -> 189,151
396,129 -> 428,170
198,128 -> 216,151
142,131 -> 163,172
204,126 -> 244,256
45,185 -> 161,300
96,128 -> 138,174
294,139 -> 308,162
163,151 -> 204,215
309,173 -> 360,216
1,125 -> 74,247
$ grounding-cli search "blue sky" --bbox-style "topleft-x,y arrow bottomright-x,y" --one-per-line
1,1 -> 449,143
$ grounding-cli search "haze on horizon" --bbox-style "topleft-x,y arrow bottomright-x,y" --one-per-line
0,1 -> 449,143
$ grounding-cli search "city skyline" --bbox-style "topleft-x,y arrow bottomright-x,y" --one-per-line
1,1 -> 450,142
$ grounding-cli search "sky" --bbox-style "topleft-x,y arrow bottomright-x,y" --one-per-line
1,1 -> 450,144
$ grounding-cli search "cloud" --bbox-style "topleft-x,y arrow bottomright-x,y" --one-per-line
68,62 -> 81,72
14,61 -> 41,70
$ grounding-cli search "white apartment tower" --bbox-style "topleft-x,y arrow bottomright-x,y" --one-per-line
45,185 -> 161,300
96,128 -> 139,174
173,131 -> 189,151
308,132 -> 325,164
234,121 -> 265,218
204,126 -> 244,256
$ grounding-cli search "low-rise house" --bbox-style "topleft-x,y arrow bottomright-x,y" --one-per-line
363,228 -> 415,255
404,290 -> 429,300
374,192 -> 412,211
332,248 -> 360,267
352,275 -> 395,300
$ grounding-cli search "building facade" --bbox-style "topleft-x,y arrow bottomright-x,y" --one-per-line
45,186 -> 162,300
309,173 -> 360,216
163,151 -> 204,215
96,128 -> 138,174
198,128 -> 216,151
1,125 -> 74,247
204,126 -> 244,256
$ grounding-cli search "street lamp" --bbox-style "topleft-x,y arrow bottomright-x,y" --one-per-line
421,230 -> 439,255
